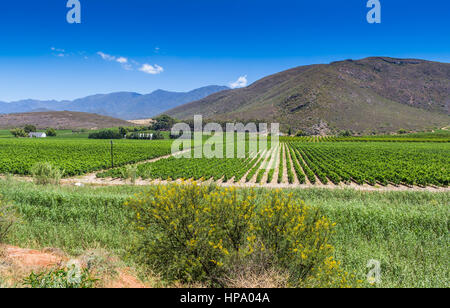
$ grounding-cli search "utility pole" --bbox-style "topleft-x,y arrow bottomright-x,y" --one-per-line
110,139 -> 114,168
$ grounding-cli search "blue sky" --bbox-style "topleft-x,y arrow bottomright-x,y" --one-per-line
0,0 -> 449,101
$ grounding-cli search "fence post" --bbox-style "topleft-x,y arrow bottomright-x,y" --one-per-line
110,139 -> 114,168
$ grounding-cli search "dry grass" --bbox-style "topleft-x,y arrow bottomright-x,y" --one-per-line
219,252 -> 290,288
222,267 -> 289,288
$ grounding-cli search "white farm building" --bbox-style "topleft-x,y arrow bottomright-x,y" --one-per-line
29,132 -> 47,138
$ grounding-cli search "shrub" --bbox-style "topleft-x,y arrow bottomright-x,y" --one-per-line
338,130 -> 352,137
121,165 -> 138,185
45,128 -> 57,137
0,196 -> 15,244
126,182 -> 357,287
295,130 -> 308,137
88,130 -> 122,139
23,266 -> 97,288
30,162 -> 64,185
153,131 -> 164,140
10,128 -> 27,138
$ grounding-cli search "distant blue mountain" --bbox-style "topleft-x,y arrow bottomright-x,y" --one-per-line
0,85 -> 229,120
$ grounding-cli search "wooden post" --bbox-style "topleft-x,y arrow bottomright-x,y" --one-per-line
110,139 -> 114,168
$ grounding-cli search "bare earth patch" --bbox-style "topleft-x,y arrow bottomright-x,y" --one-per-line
0,245 -> 147,288
59,175 -> 450,192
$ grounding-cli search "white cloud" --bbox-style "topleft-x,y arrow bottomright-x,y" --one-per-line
97,51 -> 116,61
229,75 -> 248,89
139,64 -> 164,75
51,47 -> 68,57
116,57 -> 128,64
51,47 -> 65,52
96,52 -> 162,75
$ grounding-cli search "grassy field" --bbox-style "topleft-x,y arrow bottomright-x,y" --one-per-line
0,178 -> 447,288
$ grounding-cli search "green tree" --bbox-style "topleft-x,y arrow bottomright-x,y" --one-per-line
151,115 -> 177,131
45,128 -> 57,137
288,127 -> 293,136
88,130 -> 122,139
24,124 -> 37,134
119,127 -> 129,136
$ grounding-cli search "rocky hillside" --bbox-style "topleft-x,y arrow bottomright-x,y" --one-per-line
165,57 -> 449,134
0,111 -> 132,129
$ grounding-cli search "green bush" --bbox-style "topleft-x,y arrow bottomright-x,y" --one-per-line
45,128 -> 57,137
126,182 -> 356,287
153,131 -> 164,140
10,128 -> 27,138
338,130 -> 353,137
30,162 -> 63,185
121,165 -> 138,185
88,129 -> 122,139
23,266 -> 97,288
295,130 -> 308,137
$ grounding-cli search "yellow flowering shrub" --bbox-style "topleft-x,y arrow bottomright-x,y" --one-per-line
126,182 -> 357,287
253,191 -> 352,287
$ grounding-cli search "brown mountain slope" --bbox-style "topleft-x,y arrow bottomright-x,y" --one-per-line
0,111 -> 133,129
166,57 -> 450,134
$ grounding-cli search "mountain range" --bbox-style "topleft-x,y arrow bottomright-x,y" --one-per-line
166,57 -> 449,134
1,57 -> 449,134
0,86 -> 229,120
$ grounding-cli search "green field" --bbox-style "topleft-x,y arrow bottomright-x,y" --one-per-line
282,129 -> 450,143
0,179 -> 447,287
289,142 -> 450,186
98,141 -> 449,188
1,129 -> 449,189
0,138 -> 173,176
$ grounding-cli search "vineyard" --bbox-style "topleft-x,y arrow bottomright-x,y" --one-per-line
0,139 -> 173,176
98,141 -> 449,188
287,142 -> 449,187
281,130 -> 450,143
0,134 -> 448,188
